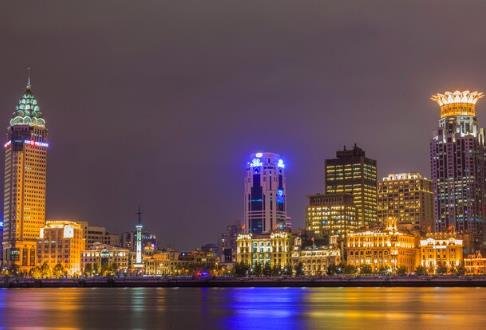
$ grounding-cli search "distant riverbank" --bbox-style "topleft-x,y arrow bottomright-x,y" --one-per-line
2,276 -> 486,288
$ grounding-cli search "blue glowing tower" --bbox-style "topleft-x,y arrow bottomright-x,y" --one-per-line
244,152 -> 287,234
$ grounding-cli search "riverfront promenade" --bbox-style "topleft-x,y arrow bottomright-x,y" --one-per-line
3,276 -> 486,288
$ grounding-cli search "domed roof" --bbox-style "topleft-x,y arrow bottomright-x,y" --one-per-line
10,86 -> 46,128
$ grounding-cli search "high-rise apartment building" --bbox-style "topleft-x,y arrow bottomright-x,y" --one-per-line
378,173 -> 433,230
325,145 -> 377,228
2,78 -> 48,270
37,220 -> 85,275
305,193 -> 357,239
244,152 -> 287,234
430,91 -> 486,250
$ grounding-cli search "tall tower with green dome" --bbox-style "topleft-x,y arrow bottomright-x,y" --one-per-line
2,73 -> 48,271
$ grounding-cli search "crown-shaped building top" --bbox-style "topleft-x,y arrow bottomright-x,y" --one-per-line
431,90 -> 483,119
10,77 -> 46,128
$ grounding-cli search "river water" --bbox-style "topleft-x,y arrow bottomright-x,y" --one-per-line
0,287 -> 484,329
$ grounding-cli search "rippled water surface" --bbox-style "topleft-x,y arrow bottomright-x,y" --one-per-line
0,287 -> 485,329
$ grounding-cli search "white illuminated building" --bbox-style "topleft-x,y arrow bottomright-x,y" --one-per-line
244,152 -> 287,234
419,233 -> 463,272
134,207 -> 144,269
430,90 -> 486,251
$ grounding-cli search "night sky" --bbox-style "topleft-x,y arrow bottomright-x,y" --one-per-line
2,1 -> 486,249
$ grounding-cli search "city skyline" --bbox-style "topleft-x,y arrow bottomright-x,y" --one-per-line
4,2 -> 486,329
1,77 -> 475,250
3,1 -> 486,249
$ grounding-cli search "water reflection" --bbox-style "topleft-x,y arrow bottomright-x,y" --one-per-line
222,287 -> 307,330
0,287 -> 485,329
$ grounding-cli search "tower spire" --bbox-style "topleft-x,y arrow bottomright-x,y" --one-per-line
137,206 -> 143,225
26,66 -> 32,90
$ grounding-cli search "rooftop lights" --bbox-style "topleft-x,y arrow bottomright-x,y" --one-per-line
431,90 -> 483,106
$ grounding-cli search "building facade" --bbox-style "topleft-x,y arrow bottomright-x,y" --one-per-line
430,91 -> 486,251
291,238 -> 341,276
2,79 -> 48,271
144,249 -> 181,275
306,193 -> 357,240
219,224 -> 240,263
244,152 -> 287,234
464,252 -> 486,275
346,218 -> 418,272
37,220 -> 85,275
378,173 -> 433,230
419,232 -> 463,273
76,222 -> 120,248
120,231 -> 134,250
325,145 -> 377,229
81,243 -> 129,275
236,231 -> 293,269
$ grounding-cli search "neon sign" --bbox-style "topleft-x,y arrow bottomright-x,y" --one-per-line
24,140 -> 48,147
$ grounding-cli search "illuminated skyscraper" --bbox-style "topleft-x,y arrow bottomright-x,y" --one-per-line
2,76 -> 48,270
430,90 -> 486,250
305,193 -> 357,239
378,173 -> 433,230
244,152 -> 287,234
325,145 -> 377,228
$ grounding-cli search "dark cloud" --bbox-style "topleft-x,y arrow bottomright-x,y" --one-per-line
1,0 -> 486,249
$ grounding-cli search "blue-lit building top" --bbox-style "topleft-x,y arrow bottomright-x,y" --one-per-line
244,152 -> 287,234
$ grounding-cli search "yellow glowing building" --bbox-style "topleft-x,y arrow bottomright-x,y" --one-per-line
81,243 -> 129,275
37,220 -> 85,275
306,193 -> 357,239
291,237 -> 341,276
419,232 -> 463,273
346,218 -> 418,272
2,79 -> 48,271
378,173 -> 433,230
464,252 -> 486,275
236,231 -> 293,269
325,145 -> 377,228
144,249 -> 180,275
